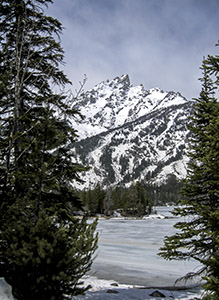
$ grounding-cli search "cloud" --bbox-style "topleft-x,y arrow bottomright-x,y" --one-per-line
48,0 -> 219,100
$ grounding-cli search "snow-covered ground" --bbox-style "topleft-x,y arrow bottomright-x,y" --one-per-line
0,279 -> 14,300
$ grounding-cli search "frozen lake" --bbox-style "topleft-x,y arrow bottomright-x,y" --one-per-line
0,207 -> 203,300
90,206 -> 201,288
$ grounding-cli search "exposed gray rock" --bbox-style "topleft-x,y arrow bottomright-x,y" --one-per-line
149,290 -> 166,297
106,289 -> 119,294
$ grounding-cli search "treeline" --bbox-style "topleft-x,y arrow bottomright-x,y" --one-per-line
77,176 -> 183,217
78,181 -> 153,217
144,175 -> 184,206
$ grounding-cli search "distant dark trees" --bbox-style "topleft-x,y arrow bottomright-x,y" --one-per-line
78,175 -> 185,217
79,181 -> 153,217
145,175 -> 184,205
0,1 -> 97,299
159,51 -> 219,298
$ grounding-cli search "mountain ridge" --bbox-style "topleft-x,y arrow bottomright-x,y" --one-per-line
72,74 -> 188,140
72,75 -> 192,189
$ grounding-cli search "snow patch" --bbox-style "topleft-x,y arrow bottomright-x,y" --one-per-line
75,276 -> 203,300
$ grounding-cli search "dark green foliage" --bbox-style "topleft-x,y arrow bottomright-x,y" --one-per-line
0,0 -> 97,299
0,211 -> 98,299
116,182 -> 153,216
201,294 -> 219,300
159,51 -> 219,298
144,175 -> 184,205
111,186 -> 123,210
122,181 -> 152,216
80,183 -> 106,215
80,181 -> 153,217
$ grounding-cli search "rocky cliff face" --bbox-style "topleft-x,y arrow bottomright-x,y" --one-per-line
72,75 -> 192,189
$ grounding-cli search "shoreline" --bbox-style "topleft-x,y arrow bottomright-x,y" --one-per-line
89,269 -> 202,290
0,275 -> 204,300
75,275 -> 204,300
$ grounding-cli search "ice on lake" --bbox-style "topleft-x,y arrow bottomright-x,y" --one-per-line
90,206 -> 202,288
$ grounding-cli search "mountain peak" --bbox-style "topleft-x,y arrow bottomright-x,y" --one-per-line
106,74 -> 131,90
72,74 -> 192,189
73,75 -> 189,140
118,74 -> 130,86
149,87 -> 163,93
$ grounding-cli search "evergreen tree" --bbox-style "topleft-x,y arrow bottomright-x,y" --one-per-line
111,186 -> 123,210
80,184 -> 106,215
121,188 -> 132,215
117,182 -> 152,216
135,181 -> 152,215
93,183 -> 106,214
159,54 -> 219,298
0,1 -> 97,299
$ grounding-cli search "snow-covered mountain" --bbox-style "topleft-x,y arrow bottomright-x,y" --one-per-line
72,75 -> 192,189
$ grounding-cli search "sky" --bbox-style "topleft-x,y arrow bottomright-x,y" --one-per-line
48,0 -> 219,100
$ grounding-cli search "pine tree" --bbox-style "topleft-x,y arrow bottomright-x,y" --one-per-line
0,1 -> 97,299
134,181 -> 152,215
80,184 -> 106,215
159,54 -> 219,298
111,186 -> 123,210
92,183 -> 106,214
